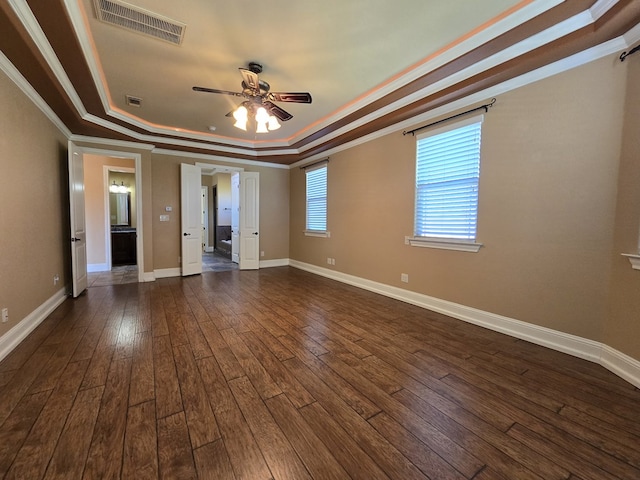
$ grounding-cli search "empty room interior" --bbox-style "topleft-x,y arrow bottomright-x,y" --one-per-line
1,1 -> 640,479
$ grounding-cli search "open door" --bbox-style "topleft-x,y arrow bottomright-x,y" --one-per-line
239,172 -> 260,270
181,163 -> 202,276
231,173 -> 240,264
68,141 -> 88,297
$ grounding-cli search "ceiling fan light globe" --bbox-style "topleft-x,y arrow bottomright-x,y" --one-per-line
233,105 -> 248,121
268,116 -> 281,130
256,120 -> 269,133
255,106 -> 269,123
233,119 -> 248,131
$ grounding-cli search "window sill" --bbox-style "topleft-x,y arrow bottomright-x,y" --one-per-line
405,236 -> 482,252
622,253 -> 640,270
305,230 -> 331,238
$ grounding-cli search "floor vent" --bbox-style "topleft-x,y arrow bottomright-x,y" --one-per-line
93,0 -> 186,45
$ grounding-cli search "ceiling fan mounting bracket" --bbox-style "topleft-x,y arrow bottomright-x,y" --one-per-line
248,62 -> 263,74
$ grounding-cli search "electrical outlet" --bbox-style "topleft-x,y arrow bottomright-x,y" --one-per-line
53,274 -> 60,286
260,251 -> 265,257
401,273 -> 409,283
327,257 -> 332,265
1,308 -> 8,323
331,258 -> 336,265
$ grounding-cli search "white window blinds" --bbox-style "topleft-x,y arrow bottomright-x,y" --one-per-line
306,163 -> 327,231
415,116 -> 482,240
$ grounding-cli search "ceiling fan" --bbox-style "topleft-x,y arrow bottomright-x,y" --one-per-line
193,62 -> 312,131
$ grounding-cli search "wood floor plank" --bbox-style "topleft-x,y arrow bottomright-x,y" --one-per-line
285,356 -> 431,480
282,336 -> 381,419
197,356 -> 273,480
153,334 -> 183,419
44,385 -> 104,479
265,394 -> 350,479
228,375 -> 312,480
122,400 -> 159,480
157,411 -> 198,479
193,439 -> 236,480
83,357 -> 132,480
173,342 -> 221,448
368,411 -> 467,480
0,391 -> 50,478
241,331 -> 315,408
298,401 -> 390,480
0,343 -> 57,427
129,330 -> 155,407
5,359 -> 89,480
220,328 -> 282,400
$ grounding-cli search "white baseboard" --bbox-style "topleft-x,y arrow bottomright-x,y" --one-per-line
87,263 -> 109,273
0,288 -> 67,363
154,268 -> 181,279
260,258 -> 290,268
143,272 -> 156,282
204,246 -> 214,253
289,260 -> 640,388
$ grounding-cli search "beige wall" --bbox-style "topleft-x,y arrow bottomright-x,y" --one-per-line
84,155 -> 135,266
291,56 -> 629,347
606,57 -> 640,360
0,70 -> 68,337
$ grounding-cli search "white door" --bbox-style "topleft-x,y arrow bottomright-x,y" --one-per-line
231,173 -> 240,264
68,141 -> 88,297
181,163 -> 202,276
239,172 -> 260,270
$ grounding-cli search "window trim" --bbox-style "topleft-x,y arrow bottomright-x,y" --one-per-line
410,114 -> 483,252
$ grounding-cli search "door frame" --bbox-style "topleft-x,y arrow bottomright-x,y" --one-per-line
79,146 -> 145,283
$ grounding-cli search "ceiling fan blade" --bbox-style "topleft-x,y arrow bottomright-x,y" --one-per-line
264,101 -> 293,121
239,68 -> 260,91
192,86 -> 242,97
269,92 -> 312,103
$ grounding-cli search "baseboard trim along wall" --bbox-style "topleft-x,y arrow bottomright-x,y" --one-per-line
0,288 -> 67,363
289,260 -> 640,388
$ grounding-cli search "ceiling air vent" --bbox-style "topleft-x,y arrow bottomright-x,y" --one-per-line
125,95 -> 142,107
93,0 -> 186,45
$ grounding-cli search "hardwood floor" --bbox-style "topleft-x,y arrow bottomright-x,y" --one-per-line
0,267 -> 638,479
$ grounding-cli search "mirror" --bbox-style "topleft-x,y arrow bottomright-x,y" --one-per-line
110,192 -> 130,226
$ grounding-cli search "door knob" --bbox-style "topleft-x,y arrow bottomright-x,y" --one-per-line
183,233 -> 191,236
252,232 -> 259,235
71,237 -> 81,242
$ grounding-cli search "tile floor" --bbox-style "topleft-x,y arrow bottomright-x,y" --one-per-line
87,252 -> 237,287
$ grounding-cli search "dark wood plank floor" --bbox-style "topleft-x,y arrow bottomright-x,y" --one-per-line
0,267 -> 639,479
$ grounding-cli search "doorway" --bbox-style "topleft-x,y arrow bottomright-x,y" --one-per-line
75,145 -> 144,288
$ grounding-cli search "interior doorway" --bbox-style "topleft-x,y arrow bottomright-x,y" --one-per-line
77,146 -> 144,286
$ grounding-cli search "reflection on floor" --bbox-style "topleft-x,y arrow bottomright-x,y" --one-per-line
88,265 -> 138,287
87,252 -> 237,287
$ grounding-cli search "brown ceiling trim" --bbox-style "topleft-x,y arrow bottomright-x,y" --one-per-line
4,0 -> 639,166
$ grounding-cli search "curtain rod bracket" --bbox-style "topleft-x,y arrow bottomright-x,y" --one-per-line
403,98 -> 496,136
620,44 -> 640,62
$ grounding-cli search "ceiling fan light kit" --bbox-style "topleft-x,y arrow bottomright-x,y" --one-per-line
193,62 -> 311,134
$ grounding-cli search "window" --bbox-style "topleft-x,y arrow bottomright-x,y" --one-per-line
305,163 -> 328,236
411,115 -> 483,252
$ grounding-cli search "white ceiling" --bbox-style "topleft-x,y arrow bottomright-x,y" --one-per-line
74,0 -> 524,146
